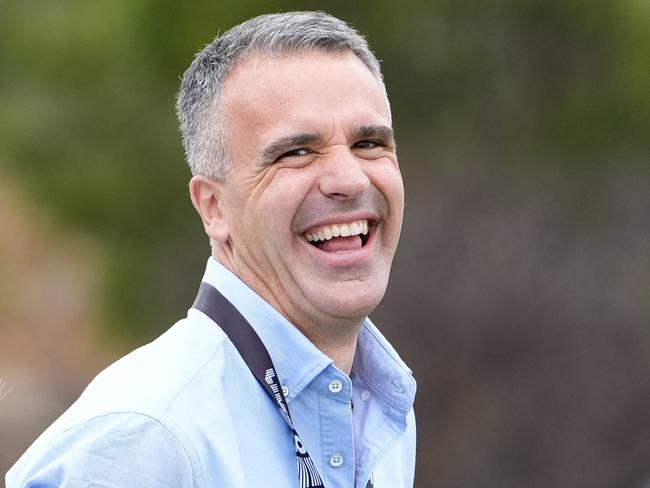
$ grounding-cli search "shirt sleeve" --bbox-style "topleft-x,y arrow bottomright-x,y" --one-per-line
6,412 -> 201,488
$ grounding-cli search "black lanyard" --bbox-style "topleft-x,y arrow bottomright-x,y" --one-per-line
193,282 -> 373,488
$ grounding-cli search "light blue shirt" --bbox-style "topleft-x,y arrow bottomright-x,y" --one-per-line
7,258 -> 416,487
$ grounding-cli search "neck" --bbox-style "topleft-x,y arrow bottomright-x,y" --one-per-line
307,328 -> 360,376
212,248 -> 363,376
274,307 -> 364,377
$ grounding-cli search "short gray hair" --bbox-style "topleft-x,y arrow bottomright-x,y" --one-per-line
176,11 -> 386,181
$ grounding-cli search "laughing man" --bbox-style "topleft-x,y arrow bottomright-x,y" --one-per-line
7,11 -> 416,488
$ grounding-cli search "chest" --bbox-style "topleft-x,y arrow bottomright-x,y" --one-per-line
178,365 -> 413,488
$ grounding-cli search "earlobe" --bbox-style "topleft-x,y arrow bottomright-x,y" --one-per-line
189,175 -> 230,243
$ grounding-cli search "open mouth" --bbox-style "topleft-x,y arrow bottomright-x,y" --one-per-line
303,219 -> 373,252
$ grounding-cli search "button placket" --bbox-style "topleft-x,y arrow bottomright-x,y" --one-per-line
318,372 -> 354,486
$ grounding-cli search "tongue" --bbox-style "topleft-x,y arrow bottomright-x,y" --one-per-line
318,235 -> 363,252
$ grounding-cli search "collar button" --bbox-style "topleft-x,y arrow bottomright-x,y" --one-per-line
328,379 -> 343,393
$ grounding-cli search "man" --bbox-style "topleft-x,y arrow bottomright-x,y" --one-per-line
7,11 -> 416,488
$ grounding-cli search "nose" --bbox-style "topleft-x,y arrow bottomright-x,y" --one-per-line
318,149 -> 370,199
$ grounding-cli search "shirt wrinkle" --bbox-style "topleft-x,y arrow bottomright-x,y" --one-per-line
160,334 -> 227,417
57,412 -> 200,488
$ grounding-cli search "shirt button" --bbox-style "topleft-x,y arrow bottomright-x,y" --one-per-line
328,379 -> 343,393
361,390 -> 370,401
329,453 -> 344,467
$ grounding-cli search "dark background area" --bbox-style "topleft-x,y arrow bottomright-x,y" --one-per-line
1,1 -> 649,486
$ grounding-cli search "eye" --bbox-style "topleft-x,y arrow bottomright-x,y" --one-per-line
352,140 -> 387,158
353,140 -> 381,150
279,147 -> 311,159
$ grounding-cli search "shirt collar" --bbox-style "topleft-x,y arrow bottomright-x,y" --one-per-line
200,257 -> 415,410
354,319 -> 416,412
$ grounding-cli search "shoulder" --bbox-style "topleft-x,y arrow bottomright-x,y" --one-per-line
6,310 -> 230,487
77,310 -> 229,419
6,411 -> 203,487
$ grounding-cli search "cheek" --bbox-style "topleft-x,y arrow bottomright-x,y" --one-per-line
232,190 -> 304,259
371,164 -> 404,211
259,168 -> 315,215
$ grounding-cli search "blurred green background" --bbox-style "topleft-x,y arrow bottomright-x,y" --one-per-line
1,1 -> 649,487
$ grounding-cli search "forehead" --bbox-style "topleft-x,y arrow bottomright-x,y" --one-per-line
223,49 -> 385,99
220,51 -> 391,146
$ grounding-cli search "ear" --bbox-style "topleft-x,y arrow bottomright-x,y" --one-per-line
189,175 -> 230,243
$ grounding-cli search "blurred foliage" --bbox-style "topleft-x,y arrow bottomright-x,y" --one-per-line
2,2 -> 650,486
1,0 -> 648,343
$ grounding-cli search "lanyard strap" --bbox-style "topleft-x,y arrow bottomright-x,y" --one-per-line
193,282 -> 373,488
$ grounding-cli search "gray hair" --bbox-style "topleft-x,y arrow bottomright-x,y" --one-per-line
176,11 -> 387,181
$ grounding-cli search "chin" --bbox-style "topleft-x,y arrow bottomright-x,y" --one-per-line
312,279 -> 388,320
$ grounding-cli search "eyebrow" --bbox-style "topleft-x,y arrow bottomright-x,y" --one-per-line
352,125 -> 395,146
261,132 -> 321,162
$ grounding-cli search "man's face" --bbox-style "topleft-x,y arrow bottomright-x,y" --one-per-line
216,51 -> 404,335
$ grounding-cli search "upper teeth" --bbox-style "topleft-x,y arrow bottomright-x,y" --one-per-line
305,220 -> 369,242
